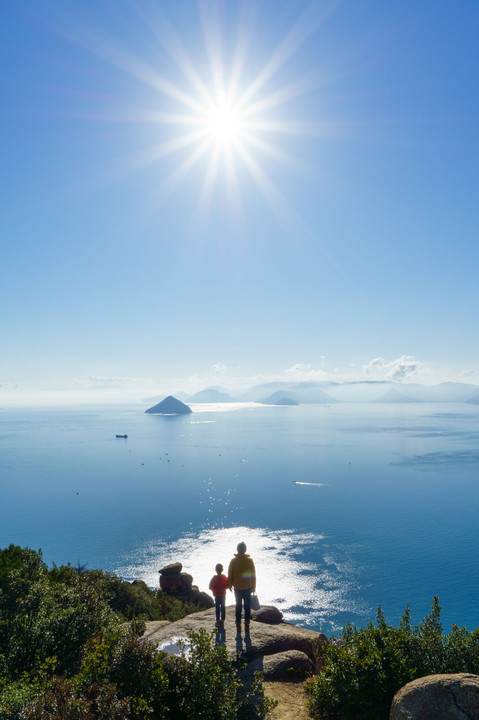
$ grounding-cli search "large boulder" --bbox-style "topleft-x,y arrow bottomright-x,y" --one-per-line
251,605 -> 283,624
159,563 -> 182,576
390,673 -> 479,720
159,575 -> 182,592
158,565 -> 213,608
197,591 -> 214,608
181,573 -> 193,587
160,573 -> 193,595
248,650 -> 313,679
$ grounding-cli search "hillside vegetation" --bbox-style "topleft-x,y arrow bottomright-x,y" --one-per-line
306,598 -> 479,720
3,545 -> 479,720
0,545 -> 271,720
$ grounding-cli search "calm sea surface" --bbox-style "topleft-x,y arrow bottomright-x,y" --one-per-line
1,402 -> 479,636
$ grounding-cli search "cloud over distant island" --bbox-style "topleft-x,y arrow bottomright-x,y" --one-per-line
3,352 -> 477,406
363,355 -> 424,382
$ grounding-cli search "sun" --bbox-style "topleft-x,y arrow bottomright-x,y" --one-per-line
64,1 -> 328,214
204,102 -> 243,145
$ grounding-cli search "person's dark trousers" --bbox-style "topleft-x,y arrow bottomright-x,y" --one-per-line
234,588 -> 252,623
215,596 -> 226,622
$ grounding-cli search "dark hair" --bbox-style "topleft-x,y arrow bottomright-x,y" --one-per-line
237,542 -> 246,554
215,563 -> 223,574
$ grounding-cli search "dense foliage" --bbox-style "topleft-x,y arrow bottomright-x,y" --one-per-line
306,597 -> 479,720
0,545 -> 272,720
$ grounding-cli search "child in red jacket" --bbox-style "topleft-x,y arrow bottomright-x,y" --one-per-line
209,563 -> 229,627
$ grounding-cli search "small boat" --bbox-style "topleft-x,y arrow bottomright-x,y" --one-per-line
116,434 -> 128,439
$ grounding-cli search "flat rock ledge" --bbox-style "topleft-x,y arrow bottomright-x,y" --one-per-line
142,605 -> 327,680
390,673 -> 479,720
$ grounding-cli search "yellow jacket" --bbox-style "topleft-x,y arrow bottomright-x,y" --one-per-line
228,553 -> 256,591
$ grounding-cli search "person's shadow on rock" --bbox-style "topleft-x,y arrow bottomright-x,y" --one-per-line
235,632 -> 243,656
215,628 -> 226,646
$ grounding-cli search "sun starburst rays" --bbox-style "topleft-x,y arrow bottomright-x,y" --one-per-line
48,1 -> 334,224
140,64 -> 313,213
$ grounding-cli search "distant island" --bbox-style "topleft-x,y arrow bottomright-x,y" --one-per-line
143,381 -> 479,408
187,387 -> 235,403
262,393 -> 299,406
373,388 -> 419,403
166,380 -> 479,405
145,396 -> 192,415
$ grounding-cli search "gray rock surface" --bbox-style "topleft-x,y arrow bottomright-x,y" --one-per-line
252,606 -> 283,624
159,571 -> 192,593
248,650 -> 313,679
158,563 -> 214,609
390,673 -> 479,720
142,606 -> 326,680
159,562 -> 182,576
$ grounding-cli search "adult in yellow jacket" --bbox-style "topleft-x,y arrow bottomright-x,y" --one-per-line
228,542 -> 256,634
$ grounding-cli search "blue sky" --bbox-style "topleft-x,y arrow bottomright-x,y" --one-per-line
1,0 -> 478,402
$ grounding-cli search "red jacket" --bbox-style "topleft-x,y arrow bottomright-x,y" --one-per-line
209,574 -> 229,597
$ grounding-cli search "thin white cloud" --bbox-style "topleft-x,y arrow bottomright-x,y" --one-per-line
363,355 -> 423,382
210,363 -> 228,375
284,363 -> 329,381
88,376 -> 148,386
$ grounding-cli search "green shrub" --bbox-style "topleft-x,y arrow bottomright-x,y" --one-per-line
170,628 -> 241,720
0,546 -> 46,592
0,547 -> 273,720
75,625 -> 169,718
18,677 -> 134,720
48,562 -> 200,621
306,597 -> 479,720
1,562 -> 117,677
0,676 -> 39,720
166,628 -> 275,720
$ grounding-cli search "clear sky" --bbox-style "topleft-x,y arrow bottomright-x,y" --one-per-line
1,0 -> 478,402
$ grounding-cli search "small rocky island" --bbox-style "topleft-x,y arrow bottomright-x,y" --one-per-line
145,395 -> 192,415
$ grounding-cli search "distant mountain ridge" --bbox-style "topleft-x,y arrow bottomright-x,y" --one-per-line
373,388 -> 419,404
261,392 -> 300,406
150,381 -> 479,405
187,388 -> 235,403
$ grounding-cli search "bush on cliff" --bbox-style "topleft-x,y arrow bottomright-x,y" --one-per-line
48,560 -> 199,621
306,597 -> 479,720
0,545 -> 270,720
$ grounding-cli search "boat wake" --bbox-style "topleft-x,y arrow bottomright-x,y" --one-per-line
293,481 -> 327,487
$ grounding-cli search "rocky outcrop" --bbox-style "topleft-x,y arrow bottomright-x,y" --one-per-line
142,606 -> 327,680
252,605 -> 284,624
249,650 -> 313,679
145,396 -> 192,415
158,563 -> 214,609
390,673 -> 479,719
150,564 -> 326,680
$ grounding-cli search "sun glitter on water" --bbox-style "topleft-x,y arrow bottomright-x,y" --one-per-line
115,526 -> 367,634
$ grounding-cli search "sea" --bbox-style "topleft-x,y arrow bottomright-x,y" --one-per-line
1,402 -> 479,637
